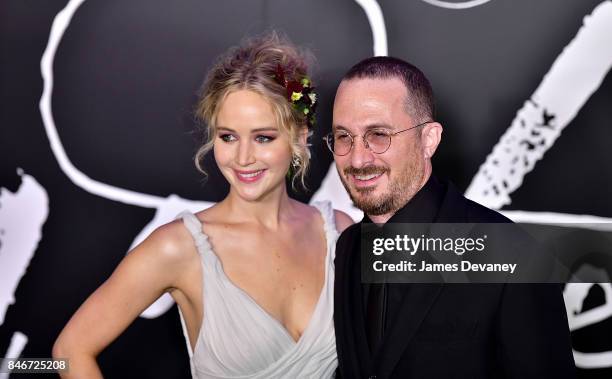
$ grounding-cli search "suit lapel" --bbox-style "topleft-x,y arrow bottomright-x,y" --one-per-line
435,181 -> 469,222
374,283 -> 443,377
337,177 -> 470,377
371,178 -> 466,376
350,240 -> 373,372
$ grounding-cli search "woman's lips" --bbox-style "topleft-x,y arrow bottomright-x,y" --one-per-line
234,169 -> 266,183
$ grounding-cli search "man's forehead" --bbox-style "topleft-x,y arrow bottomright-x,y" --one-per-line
334,77 -> 411,129
337,77 -> 407,98
335,78 -> 407,115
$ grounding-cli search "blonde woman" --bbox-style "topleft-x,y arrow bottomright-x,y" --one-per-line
53,33 -> 352,378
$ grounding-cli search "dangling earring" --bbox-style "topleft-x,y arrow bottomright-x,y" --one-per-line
292,155 -> 301,169
287,154 -> 301,178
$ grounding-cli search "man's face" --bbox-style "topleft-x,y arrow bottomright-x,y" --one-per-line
332,78 -> 427,216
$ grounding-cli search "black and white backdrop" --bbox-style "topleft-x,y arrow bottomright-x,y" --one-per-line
1,0 -> 611,377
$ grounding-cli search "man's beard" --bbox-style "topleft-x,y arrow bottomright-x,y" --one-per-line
340,160 -> 424,217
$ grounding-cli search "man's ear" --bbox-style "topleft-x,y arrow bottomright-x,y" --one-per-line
298,126 -> 309,147
420,122 -> 443,159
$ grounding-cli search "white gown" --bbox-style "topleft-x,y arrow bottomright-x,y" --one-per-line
177,201 -> 338,379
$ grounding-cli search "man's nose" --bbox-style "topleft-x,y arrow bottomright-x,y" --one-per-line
349,136 -> 374,168
236,140 -> 255,166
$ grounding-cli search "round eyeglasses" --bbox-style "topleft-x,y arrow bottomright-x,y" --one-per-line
323,121 -> 433,156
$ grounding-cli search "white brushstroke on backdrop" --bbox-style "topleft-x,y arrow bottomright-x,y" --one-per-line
0,170 -> 47,374
420,0 -> 493,10
0,170 -> 48,325
465,2 -> 612,211
0,332 -> 28,379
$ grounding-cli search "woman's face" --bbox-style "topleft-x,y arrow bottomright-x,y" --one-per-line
214,89 -> 292,202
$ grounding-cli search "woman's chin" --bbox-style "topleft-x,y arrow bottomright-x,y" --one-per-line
230,182 -> 267,202
237,183 -> 287,203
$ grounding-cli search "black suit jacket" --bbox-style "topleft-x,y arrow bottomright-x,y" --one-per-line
334,178 -> 576,378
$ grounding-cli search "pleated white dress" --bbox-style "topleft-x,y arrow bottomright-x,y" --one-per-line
177,201 -> 338,379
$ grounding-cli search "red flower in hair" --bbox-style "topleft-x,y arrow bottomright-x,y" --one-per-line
286,80 -> 304,100
273,64 -> 317,128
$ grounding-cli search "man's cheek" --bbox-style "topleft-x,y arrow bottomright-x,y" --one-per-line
335,160 -> 347,174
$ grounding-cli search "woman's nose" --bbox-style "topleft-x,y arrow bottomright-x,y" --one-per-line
236,140 -> 256,166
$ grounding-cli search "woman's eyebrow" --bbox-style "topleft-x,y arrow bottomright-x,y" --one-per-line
250,127 -> 278,133
216,127 -> 278,133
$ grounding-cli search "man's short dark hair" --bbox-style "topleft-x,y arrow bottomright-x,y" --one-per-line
342,56 -> 434,122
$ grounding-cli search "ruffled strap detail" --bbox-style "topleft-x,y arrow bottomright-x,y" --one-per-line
311,201 -> 339,246
176,210 -> 211,251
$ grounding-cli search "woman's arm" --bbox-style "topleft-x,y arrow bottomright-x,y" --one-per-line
52,221 -> 195,378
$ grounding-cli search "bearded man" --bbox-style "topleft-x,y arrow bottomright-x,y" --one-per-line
327,56 -> 576,379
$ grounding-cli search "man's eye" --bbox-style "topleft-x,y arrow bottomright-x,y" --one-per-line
219,134 -> 237,142
335,133 -> 351,141
370,130 -> 389,137
255,135 -> 275,143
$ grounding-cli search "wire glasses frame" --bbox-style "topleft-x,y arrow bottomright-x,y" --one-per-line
323,121 -> 433,156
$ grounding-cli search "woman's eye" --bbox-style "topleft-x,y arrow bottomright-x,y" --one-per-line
219,134 -> 237,142
255,135 -> 275,143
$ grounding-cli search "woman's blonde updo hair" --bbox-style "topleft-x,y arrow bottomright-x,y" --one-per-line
194,32 -> 315,189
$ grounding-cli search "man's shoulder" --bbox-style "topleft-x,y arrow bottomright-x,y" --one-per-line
463,196 -> 512,223
337,222 -> 361,242
335,222 -> 362,260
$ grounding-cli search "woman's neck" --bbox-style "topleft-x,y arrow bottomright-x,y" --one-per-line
222,184 -> 295,230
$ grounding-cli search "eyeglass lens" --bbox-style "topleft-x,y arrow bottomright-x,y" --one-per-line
330,130 -> 391,155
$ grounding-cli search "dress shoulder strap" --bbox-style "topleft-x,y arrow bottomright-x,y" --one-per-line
311,201 -> 339,241
176,210 -> 211,251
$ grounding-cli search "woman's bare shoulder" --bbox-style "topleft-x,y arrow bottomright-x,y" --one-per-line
291,200 -> 325,222
135,217 -> 200,268
333,209 -> 354,233
293,201 -> 353,233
